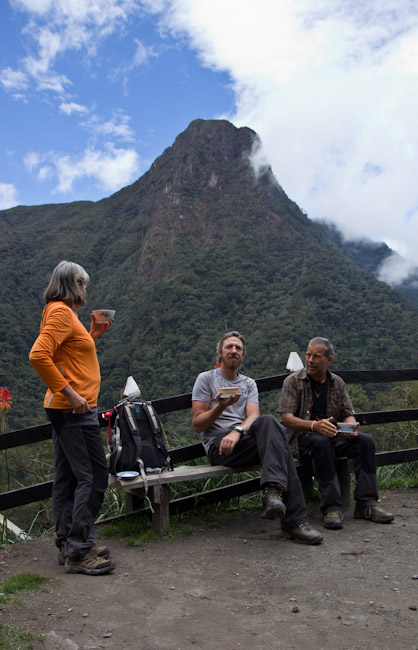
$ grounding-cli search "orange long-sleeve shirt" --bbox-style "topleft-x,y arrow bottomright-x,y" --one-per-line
29,301 -> 101,409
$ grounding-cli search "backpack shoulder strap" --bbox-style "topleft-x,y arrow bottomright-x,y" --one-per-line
123,402 -> 138,434
142,401 -> 161,433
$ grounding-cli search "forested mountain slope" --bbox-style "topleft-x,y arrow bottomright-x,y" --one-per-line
1,119 -> 418,429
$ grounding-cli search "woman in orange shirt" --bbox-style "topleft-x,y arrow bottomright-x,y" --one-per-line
30,260 -> 115,575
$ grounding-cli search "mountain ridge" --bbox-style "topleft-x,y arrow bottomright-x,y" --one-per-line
1,118 -> 418,429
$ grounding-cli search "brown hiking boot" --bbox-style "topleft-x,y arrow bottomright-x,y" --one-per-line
354,505 -> 394,523
261,483 -> 286,520
59,543 -> 110,566
65,547 -> 115,575
281,523 -> 323,545
322,510 -> 344,530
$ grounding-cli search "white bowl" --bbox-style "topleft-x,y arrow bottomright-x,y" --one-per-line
337,422 -> 356,433
92,309 -> 115,323
219,387 -> 239,399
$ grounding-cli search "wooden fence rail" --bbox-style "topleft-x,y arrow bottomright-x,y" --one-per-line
1,368 -> 418,512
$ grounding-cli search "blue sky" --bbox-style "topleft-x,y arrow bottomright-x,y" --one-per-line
2,0 -> 418,283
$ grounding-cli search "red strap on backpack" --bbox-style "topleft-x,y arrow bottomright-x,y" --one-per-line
103,410 -> 115,443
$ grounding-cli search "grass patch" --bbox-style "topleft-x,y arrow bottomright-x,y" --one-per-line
377,462 -> 418,490
0,572 -> 50,649
100,509 -> 199,544
0,624 -> 43,650
0,572 -> 50,607
378,476 -> 418,490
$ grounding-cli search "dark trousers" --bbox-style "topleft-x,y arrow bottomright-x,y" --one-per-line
47,410 -> 108,559
298,431 -> 378,514
208,415 -> 307,528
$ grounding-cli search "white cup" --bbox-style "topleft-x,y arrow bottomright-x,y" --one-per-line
92,309 -> 116,323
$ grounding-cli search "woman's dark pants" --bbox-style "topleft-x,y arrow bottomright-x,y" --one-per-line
47,409 -> 108,560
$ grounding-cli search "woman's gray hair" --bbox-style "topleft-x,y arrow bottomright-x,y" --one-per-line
44,260 -> 89,306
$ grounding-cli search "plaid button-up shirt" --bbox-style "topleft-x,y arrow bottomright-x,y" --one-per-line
278,367 -> 355,457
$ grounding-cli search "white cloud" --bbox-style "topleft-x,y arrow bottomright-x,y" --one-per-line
24,151 -> 41,171
378,252 -> 418,286
0,182 -> 19,209
82,110 -> 135,141
60,101 -> 89,115
54,144 -> 140,192
131,38 -> 157,67
37,165 -> 53,181
23,144 -> 140,193
0,67 -> 28,91
148,0 -> 418,281
6,0 -> 142,95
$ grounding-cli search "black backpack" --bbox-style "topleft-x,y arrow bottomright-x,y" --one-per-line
107,398 -> 172,477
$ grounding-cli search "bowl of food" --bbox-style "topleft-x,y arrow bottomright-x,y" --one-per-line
92,309 -> 116,323
337,422 -> 357,434
219,387 -> 240,399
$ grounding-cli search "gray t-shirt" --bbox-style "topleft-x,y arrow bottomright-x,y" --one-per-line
192,368 -> 259,452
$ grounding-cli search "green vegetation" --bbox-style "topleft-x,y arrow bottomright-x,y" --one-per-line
0,624 -> 43,650
0,573 -> 49,648
0,572 -> 50,607
377,463 -> 418,490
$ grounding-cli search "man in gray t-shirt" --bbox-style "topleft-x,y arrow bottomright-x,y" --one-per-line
191,331 -> 323,545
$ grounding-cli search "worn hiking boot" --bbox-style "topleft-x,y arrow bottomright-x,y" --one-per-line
58,543 -> 110,566
354,505 -> 394,523
281,523 -> 323,545
322,509 -> 344,530
65,548 -> 115,575
261,483 -> 286,520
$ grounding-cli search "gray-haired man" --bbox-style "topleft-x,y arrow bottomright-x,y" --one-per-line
279,336 -> 394,530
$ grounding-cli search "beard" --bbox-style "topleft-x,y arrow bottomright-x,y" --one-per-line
219,353 -> 242,371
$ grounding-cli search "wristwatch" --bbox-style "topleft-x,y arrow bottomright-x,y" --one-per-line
233,425 -> 245,435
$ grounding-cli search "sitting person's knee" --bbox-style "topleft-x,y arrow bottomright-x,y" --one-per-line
357,431 -> 375,451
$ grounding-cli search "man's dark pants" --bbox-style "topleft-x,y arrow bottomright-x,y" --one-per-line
47,409 -> 108,559
298,431 -> 378,514
207,415 -> 307,528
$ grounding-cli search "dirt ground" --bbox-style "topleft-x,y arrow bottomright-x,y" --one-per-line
1,488 -> 417,650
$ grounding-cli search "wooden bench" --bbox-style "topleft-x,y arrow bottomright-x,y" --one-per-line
108,456 -> 351,535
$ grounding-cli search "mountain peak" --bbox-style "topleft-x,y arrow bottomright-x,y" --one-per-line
150,119 -> 259,180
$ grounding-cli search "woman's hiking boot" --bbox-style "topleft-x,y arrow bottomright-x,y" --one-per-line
58,543 -> 110,566
65,547 -> 115,575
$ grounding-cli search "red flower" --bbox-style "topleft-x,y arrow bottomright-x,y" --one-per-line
0,387 -> 12,414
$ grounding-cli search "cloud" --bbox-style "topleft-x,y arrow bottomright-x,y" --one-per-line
54,144 -> 140,192
149,0 -> 418,281
4,0 -> 142,95
0,182 -> 19,209
378,252 -> 418,286
0,67 -> 28,92
24,144 -> 140,194
24,151 -> 41,171
131,38 -> 157,67
60,101 -> 89,115
81,110 -> 136,141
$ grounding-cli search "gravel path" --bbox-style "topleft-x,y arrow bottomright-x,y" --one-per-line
1,488 -> 417,650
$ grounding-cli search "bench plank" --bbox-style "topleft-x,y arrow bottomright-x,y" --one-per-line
109,464 -> 258,491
